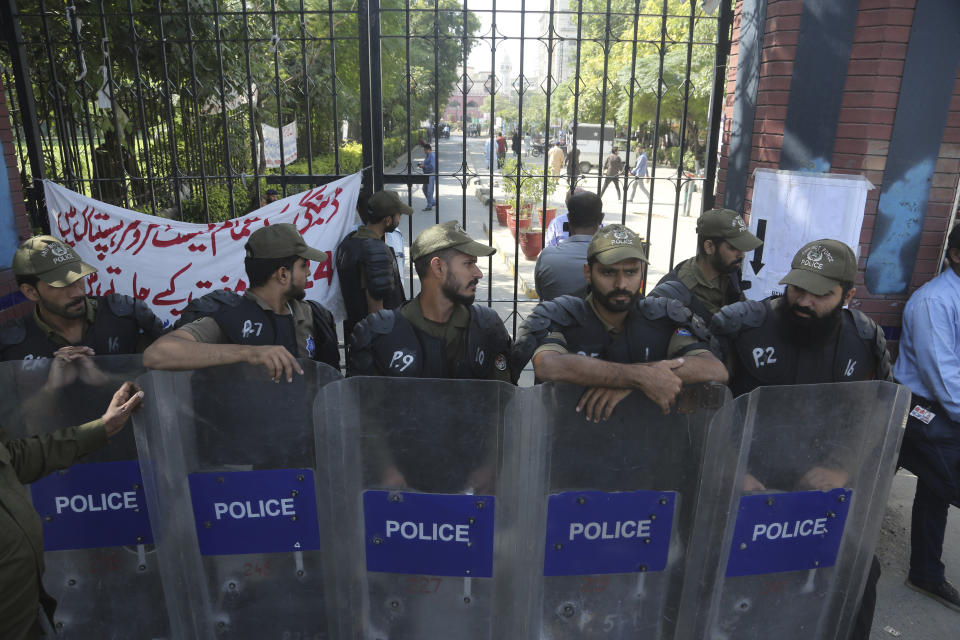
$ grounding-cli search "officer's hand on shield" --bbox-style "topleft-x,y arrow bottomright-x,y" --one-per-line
577,387 -> 633,422
73,350 -> 109,386
245,344 -> 304,383
631,359 -> 685,414
743,472 -> 767,492
381,465 -> 406,489
797,466 -> 849,491
44,348 -> 82,390
101,381 -> 145,437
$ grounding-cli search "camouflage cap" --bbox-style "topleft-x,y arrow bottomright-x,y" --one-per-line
13,235 -> 97,287
368,190 -> 413,218
245,223 -> 329,263
779,239 -> 858,295
411,220 -> 495,262
587,224 -> 648,265
696,208 -> 762,252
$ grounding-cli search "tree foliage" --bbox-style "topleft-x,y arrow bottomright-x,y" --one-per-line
13,0 -> 480,214
556,0 -> 721,163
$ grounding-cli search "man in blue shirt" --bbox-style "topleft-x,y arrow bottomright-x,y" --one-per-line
534,192 -> 604,300
894,223 -> 960,612
420,144 -> 436,211
627,147 -> 649,203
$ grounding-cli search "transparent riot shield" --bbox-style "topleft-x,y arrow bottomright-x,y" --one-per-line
133,361 -> 341,638
508,382 -> 732,640
314,377 -> 519,639
681,381 -> 910,639
0,355 -> 167,639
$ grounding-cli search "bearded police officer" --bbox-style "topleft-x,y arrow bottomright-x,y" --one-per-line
1,235 -> 166,362
348,221 -> 512,381
512,224 -> 728,420
336,191 -> 410,340
650,208 -> 761,320
143,223 -> 339,380
710,238 -> 891,640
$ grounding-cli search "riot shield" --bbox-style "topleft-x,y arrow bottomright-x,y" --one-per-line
680,381 -> 910,639
314,376 -> 519,639
133,361 -> 341,638
0,355 -> 167,639
507,382 -> 732,640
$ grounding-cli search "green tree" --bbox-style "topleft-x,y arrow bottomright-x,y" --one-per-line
559,0 -> 721,165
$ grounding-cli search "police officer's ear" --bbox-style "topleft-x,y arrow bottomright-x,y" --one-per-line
703,238 -> 717,256
583,261 -> 592,285
842,287 -> 857,307
429,255 -> 445,278
19,282 -> 41,303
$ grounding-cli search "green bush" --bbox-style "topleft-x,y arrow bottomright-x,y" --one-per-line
661,146 -> 698,172
175,139 -> 415,222
181,183 -> 237,223
278,142 -> 364,176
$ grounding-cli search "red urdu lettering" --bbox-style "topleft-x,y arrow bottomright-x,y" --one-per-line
151,227 -> 204,249
70,206 -> 94,242
230,217 -> 262,241
151,263 -> 192,307
207,220 -> 235,257
312,251 -> 334,285
132,272 -> 151,301
56,207 -> 78,241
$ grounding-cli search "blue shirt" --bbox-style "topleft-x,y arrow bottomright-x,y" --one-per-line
632,152 -> 648,177
894,266 -> 960,422
422,151 -> 436,174
534,235 -> 592,301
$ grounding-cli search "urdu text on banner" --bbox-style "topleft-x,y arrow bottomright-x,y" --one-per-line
43,173 -> 362,326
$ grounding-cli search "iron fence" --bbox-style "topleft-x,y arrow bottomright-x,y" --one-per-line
1,0 -> 732,329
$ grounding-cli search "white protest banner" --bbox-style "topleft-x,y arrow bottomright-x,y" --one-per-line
742,169 -> 874,300
44,173 -> 362,326
262,121 -> 298,167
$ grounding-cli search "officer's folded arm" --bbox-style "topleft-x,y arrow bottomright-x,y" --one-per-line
532,350 -> 684,413
671,349 -> 729,385
143,327 -> 303,383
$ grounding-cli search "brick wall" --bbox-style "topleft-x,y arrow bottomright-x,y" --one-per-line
0,75 -> 32,324
717,0 -> 960,345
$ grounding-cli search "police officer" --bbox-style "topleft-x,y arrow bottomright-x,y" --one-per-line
1,235 -> 166,362
650,208 -> 761,320
710,238 -> 891,640
143,223 -> 339,379
0,381 -> 143,640
512,224 -> 728,420
336,190 -> 411,340
348,220 -> 512,381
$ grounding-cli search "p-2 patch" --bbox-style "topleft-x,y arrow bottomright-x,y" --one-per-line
909,405 -> 935,425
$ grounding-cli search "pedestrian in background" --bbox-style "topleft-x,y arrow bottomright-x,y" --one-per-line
628,147 -> 650,202
420,143 -> 436,211
600,146 -> 624,199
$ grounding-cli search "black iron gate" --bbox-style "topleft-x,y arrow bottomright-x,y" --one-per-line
1,0 -> 732,321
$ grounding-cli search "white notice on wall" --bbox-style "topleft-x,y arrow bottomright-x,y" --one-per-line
742,169 -> 874,300
262,121 -> 298,168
